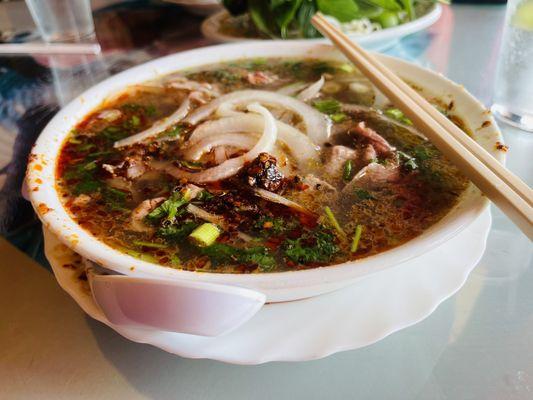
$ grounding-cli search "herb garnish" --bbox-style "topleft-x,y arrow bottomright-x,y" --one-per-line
283,228 -> 339,264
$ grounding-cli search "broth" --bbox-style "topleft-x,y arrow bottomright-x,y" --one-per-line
56,58 -> 469,273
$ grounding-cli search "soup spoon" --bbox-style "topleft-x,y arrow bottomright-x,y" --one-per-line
85,261 -> 266,337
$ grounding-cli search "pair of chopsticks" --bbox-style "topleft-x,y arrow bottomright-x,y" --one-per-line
311,13 -> 533,240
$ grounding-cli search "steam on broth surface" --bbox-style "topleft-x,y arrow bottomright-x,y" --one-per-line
56,58 -> 469,273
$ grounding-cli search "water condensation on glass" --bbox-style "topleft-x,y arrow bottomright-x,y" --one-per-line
492,0 -> 533,131
25,0 -> 95,42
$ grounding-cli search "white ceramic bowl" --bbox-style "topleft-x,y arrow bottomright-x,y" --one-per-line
201,5 -> 442,52
26,41 -> 503,302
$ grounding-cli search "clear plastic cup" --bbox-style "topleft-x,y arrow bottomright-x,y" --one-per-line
25,0 -> 95,43
491,0 -> 533,132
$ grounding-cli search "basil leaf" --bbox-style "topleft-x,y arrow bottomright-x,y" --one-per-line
248,0 -> 277,37
316,0 -> 360,23
274,0 -> 303,39
397,0 -> 414,19
297,0 -> 320,38
360,0 -> 401,12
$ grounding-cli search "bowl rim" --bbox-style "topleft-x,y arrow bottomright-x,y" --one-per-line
26,41 -> 503,291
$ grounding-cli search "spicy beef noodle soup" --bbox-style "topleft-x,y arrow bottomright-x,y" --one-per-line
56,58 -> 469,273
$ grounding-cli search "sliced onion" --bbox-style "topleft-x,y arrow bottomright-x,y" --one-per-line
183,133 -> 257,161
188,113 -> 319,166
165,103 -> 277,183
114,97 -> 190,148
213,146 -> 228,164
186,204 -> 227,229
166,77 -> 219,97
97,109 -> 122,122
373,86 -> 389,109
297,76 -> 325,102
216,102 -> 242,118
185,90 -> 330,145
277,82 -> 307,96
253,188 -> 314,216
236,231 -> 255,242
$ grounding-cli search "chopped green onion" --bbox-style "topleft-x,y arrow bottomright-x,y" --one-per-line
181,188 -> 193,201
130,115 -> 141,127
338,63 -> 355,73
385,108 -> 412,125
324,206 -> 346,238
313,99 -> 341,114
189,223 -> 221,247
68,137 -> 82,144
83,160 -> 97,171
330,113 -> 347,123
343,159 -> 353,182
123,248 -> 157,263
350,225 -> 364,253
180,160 -> 204,170
170,254 -> 181,268
133,240 -> 168,249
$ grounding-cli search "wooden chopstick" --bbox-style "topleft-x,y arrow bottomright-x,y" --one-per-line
311,13 -> 533,239
0,43 -> 101,55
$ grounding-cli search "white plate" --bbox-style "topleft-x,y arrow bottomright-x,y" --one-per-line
44,210 -> 491,364
201,5 -> 442,51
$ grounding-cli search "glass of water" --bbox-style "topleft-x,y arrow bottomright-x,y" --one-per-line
25,0 -> 95,43
492,0 -> 533,132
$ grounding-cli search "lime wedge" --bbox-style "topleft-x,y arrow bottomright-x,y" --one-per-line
512,0 -> 533,30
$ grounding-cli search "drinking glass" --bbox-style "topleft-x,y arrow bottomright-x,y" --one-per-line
491,0 -> 533,132
25,0 -> 95,43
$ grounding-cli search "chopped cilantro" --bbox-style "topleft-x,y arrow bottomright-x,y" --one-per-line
103,187 -> 128,210
158,222 -> 199,243
253,216 -> 299,236
398,151 -> 418,171
311,61 -> 336,75
354,188 -> 374,201
145,105 -> 157,116
146,191 -> 190,224
283,228 -> 339,264
413,145 -> 434,161
200,244 -> 276,271
195,190 -> 214,202
74,180 -> 101,195
163,124 -> 184,138
102,126 -> 128,142
313,99 -> 341,114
